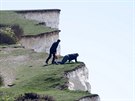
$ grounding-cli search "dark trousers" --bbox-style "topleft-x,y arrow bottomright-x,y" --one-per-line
46,52 -> 56,64
57,55 -> 68,64
61,55 -> 68,64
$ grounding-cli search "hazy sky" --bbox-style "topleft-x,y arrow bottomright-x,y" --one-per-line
0,0 -> 134,101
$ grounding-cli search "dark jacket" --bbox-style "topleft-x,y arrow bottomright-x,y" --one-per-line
60,53 -> 79,64
68,53 -> 79,62
50,40 -> 60,53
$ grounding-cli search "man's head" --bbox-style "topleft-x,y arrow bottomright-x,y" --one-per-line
57,39 -> 61,43
75,53 -> 79,57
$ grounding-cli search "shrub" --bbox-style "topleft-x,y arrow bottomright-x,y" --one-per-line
0,32 -> 16,44
0,24 -> 23,44
0,24 -> 8,28
11,24 -> 24,39
0,75 -> 3,87
15,93 -> 55,101
0,26 -> 17,44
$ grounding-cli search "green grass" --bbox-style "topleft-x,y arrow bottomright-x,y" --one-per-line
0,11 -> 56,35
0,45 -> 93,101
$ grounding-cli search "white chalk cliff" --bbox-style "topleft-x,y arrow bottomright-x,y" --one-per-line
64,63 -> 100,101
16,9 -> 61,53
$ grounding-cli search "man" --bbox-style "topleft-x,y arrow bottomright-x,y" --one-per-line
57,53 -> 79,64
45,39 -> 60,64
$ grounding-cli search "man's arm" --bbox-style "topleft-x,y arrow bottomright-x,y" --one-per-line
75,57 -> 78,63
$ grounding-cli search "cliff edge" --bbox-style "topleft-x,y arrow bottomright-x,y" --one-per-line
65,63 -> 91,93
0,46 -> 100,101
65,62 -> 100,101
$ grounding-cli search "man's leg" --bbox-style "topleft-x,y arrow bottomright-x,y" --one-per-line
61,55 -> 68,64
46,53 -> 52,64
52,53 -> 56,64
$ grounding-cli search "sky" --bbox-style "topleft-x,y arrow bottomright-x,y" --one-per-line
0,0 -> 134,101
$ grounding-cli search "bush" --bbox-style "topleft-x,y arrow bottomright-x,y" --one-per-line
0,26 -> 17,44
0,75 -> 3,87
0,32 -> 16,44
0,24 -> 23,44
11,24 -> 24,39
0,24 -> 8,28
15,93 -> 55,101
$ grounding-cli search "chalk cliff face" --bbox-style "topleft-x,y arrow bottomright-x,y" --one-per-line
16,9 -> 60,29
19,30 -> 60,54
65,63 -> 91,93
65,63 -> 100,101
17,9 -> 61,53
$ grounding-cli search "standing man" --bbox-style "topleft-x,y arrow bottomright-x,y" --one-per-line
45,39 -> 61,64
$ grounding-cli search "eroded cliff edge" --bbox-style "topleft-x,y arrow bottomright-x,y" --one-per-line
64,62 -> 100,101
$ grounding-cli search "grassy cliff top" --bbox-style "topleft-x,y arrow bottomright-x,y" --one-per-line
0,11 -> 57,35
15,9 -> 61,13
0,45 -> 93,101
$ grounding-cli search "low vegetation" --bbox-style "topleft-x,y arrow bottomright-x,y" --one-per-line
0,24 -> 23,44
15,93 -> 55,101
